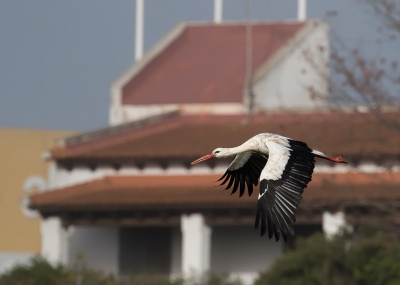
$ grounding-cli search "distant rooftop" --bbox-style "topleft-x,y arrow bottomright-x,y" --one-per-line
50,112 -> 400,164
121,22 -> 305,105
30,172 -> 400,218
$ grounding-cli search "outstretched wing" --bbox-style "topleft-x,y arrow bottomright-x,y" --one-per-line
255,139 -> 315,242
217,151 -> 268,197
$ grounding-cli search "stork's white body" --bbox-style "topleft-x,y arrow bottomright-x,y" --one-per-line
224,133 -> 292,169
192,132 -> 347,241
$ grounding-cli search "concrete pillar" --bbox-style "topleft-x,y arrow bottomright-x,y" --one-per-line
214,0 -> 223,23
135,0 -> 144,61
41,164 -> 69,265
181,214 -> 212,278
297,0 -> 306,21
41,217 -> 68,265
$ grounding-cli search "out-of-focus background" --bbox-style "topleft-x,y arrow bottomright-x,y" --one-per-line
1,1 -> 400,284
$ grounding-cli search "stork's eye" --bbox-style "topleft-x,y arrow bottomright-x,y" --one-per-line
215,151 -> 220,154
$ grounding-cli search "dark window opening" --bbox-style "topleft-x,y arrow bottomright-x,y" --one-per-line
119,227 -> 172,275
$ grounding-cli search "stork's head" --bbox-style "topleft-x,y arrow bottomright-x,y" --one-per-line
191,148 -> 230,164
212,148 -> 231,158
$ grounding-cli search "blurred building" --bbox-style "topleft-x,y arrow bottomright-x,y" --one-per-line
0,128 -> 73,273
27,21 -> 400,285
109,20 -> 329,125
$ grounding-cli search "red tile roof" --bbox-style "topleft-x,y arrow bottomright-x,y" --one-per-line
29,172 -> 400,212
122,22 -> 305,105
50,112 -> 400,163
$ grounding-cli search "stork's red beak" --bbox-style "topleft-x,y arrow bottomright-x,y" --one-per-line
191,153 -> 215,165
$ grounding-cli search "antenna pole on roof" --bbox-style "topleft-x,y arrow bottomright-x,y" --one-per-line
135,0 -> 144,61
245,0 -> 254,116
297,0 -> 307,21
214,0 -> 223,23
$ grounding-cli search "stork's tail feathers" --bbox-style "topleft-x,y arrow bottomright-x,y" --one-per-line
312,150 -> 348,164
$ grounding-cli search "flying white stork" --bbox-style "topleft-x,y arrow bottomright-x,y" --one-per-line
191,133 -> 348,242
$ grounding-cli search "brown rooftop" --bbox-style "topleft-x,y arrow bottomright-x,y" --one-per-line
122,22 -> 304,105
50,112 -> 400,164
30,172 -> 400,212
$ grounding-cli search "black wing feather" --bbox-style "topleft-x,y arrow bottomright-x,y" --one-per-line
225,174 -> 235,190
255,140 -> 315,242
239,172 -> 246,197
231,172 -> 240,195
245,176 -> 253,196
218,152 -> 268,197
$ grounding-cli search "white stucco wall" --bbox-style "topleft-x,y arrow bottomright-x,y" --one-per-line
110,103 -> 246,126
68,226 -> 119,274
51,161 -> 232,190
55,165 -> 117,188
253,22 -> 329,111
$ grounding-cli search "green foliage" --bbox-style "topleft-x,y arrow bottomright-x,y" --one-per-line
0,256 -> 72,285
0,256 -> 116,285
0,256 -> 70,285
193,273 -> 243,285
0,256 -> 242,285
119,275 -> 184,285
254,227 -> 400,285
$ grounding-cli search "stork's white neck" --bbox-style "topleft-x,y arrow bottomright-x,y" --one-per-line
226,143 -> 253,156
214,137 -> 261,158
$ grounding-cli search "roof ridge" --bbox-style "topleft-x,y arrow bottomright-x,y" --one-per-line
60,109 -> 180,147
185,19 -> 316,27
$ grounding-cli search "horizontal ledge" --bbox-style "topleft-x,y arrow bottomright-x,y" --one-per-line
61,213 -> 325,228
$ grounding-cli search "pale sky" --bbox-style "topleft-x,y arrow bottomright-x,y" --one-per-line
0,0 -> 393,131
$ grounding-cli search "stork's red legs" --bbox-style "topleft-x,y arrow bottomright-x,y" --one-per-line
314,154 -> 348,164
328,156 -> 348,164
